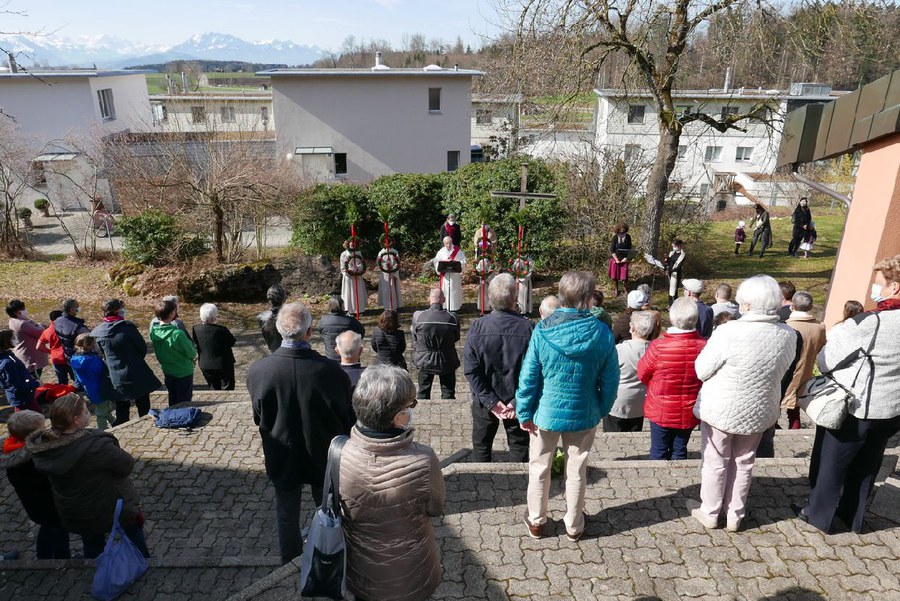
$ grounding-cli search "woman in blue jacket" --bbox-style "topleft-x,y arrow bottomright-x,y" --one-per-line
516,271 -> 619,542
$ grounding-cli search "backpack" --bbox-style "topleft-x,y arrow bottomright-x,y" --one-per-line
148,407 -> 201,429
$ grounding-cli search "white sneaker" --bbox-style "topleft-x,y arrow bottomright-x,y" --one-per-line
686,499 -> 718,529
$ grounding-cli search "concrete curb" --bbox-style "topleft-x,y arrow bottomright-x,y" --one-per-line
0,556 -> 281,571
225,558 -> 300,601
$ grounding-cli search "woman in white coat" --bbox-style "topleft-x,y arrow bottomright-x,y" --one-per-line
340,239 -> 367,317
687,275 -> 798,532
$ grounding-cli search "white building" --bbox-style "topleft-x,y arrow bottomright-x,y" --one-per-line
470,94 -> 522,159
260,59 -> 481,183
594,84 -> 839,207
150,93 -> 274,134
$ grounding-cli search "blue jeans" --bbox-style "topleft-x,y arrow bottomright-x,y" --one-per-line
649,422 -> 693,460
163,373 -> 193,407
36,523 -> 70,559
82,525 -> 150,559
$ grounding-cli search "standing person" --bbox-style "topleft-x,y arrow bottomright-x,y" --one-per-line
376,245 -> 402,311
734,221 -> 746,255
517,271 -> 619,541
258,284 -> 287,354
335,330 -> 366,391
246,302 -> 355,565
609,224 -> 632,296
788,197 -> 812,257
800,221 -> 817,259
37,310 -> 66,385
510,253 -> 534,316
464,274 -> 534,463
799,255 -> 900,534
781,291 -> 826,430
637,298 -> 707,459
92,299 -> 161,425
69,335 -> 116,431
747,203 -> 772,258
412,288 -> 460,400
6,300 -> 49,378
191,303 -> 237,391
665,240 -> 686,307
341,366 -> 445,601
318,296 -> 365,361
710,284 -> 740,320
148,295 -> 188,334
2,410 -> 70,559
150,299 -> 196,407
604,311 -> 659,433
612,290 -> 650,343
682,279 -> 714,339
28,394 -> 150,559
688,275 -> 797,532
439,214 -> 461,247
538,295 -> 559,321
433,236 -> 466,312
776,281 -> 796,322
53,299 -> 89,385
589,291 -> 613,330
371,310 -> 406,369
0,329 -> 40,412
340,238 -> 367,317
842,300 -> 864,322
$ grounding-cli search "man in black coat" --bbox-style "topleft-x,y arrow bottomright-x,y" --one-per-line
246,302 -> 354,565
318,296 -> 365,360
463,274 -> 534,462
335,330 -> 366,391
412,288 -> 460,399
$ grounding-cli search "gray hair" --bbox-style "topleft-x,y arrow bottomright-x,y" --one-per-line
199,303 -> 218,324
669,297 -> 699,330
429,287 -> 445,305
637,283 -> 651,297
791,291 -> 814,312
326,296 -> 344,314
352,365 -> 415,431
630,310 -> 659,340
539,295 -> 559,319
162,295 -> 179,307
276,302 -> 312,340
558,271 -> 595,310
336,330 -> 362,359
6,409 -> 45,440
715,283 -> 733,301
488,273 -> 517,311
442,236 -> 453,245
736,275 -> 782,314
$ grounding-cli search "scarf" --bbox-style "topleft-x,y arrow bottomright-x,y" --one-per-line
3,436 -> 25,454
875,298 -> 900,312
103,315 -> 124,322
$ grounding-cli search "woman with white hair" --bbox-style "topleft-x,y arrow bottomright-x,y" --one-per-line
340,365 -> 445,600
191,303 -> 237,390
687,275 -> 797,532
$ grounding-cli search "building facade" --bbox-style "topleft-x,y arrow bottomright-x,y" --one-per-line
150,94 -> 274,134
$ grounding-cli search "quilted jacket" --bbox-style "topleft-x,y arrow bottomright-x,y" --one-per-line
516,308 -> 619,432
694,313 -> 798,434
637,331 -> 707,429
340,427 -> 445,601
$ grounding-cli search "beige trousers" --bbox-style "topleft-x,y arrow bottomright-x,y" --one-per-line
698,422 -> 764,524
526,427 -> 596,536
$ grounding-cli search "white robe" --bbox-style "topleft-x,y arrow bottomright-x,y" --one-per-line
433,246 -> 466,311
511,256 -> 534,315
376,248 -> 402,310
340,250 -> 367,316
476,260 -> 494,313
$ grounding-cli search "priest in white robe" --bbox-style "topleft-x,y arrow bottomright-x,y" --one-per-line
433,236 -> 466,311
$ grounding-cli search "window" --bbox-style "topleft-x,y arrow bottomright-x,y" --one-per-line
475,108 -> 493,125
447,150 -> 460,172
220,106 -> 236,123
191,106 -> 207,124
699,183 -> 710,196
261,106 -> 269,123
677,145 -> 687,160
151,104 -> 167,125
334,153 -> 348,176
704,145 -> 722,162
624,144 -> 641,162
627,105 -> 645,124
97,88 -> 116,121
428,88 -> 442,112
676,105 -> 691,118
720,105 -> 739,119
735,146 -> 753,162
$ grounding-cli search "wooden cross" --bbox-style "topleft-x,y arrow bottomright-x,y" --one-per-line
490,162 -> 556,209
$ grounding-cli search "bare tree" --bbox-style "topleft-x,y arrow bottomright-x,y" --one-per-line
0,119 -> 35,255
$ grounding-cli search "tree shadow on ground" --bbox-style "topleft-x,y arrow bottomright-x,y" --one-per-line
760,587 -> 827,601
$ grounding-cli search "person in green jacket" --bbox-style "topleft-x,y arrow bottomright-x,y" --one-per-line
149,298 -> 196,407
589,290 -> 613,330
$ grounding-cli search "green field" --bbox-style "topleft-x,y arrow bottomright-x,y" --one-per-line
145,72 -> 270,95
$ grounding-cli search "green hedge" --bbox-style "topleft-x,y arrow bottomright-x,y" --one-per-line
118,210 -> 208,265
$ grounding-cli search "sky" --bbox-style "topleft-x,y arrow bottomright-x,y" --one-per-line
4,0 -> 506,50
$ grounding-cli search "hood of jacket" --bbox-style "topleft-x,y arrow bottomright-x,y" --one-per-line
92,319 -> 136,337
536,309 -> 604,359
0,444 -> 32,469
149,322 -> 181,342
26,428 -> 92,476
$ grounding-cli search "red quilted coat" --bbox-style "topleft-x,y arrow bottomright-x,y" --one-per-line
637,331 -> 707,429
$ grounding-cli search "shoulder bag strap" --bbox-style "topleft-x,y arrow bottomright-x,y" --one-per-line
856,314 -> 881,419
323,435 -> 350,514
103,498 -> 125,553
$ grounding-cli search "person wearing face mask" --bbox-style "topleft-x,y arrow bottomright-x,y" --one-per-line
788,197 -> 812,257
439,214 -> 461,247
52,299 -> 89,382
339,365 -> 445,601
6,299 -> 49,379
797,254 -> 900,534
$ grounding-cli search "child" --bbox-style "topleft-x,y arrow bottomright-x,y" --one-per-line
1,410 -> 71,559
589,290 -> 613,329
37,310 -> 70,385
69,334 -> 116,431
0,329 -> 40,412
150,298 -> 196,407
842,300 -> 864,322
799,220 -> 817,258
734,221 -> 746,255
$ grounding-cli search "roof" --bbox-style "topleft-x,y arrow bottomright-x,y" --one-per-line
472,94 -> 524,104
150,94 -> 272,102
257,68 -> 482,78
593,88 -> 840,102
0,69 -> 153,79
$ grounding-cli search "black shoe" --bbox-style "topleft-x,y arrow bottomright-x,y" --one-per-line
791,503 -> 809,523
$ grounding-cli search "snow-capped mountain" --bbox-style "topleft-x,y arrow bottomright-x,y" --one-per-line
0,32 -> 326,68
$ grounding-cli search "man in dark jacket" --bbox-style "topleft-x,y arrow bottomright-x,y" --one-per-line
682,279 -> 714,339
463,274 -> 534,462
336,330 -> 366,391
246,302 -> 355,565
412,288 -> 460,400
52,299 -> 89,385
318,296 -> 365,360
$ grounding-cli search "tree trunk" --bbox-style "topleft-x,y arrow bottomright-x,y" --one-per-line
642,123 -> 681,257
212,202 -> 225,262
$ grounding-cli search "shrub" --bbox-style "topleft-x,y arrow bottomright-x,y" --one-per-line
118,209 -> 207,265
16,208 -> 32,219
367,173 -> 447,254
291,184 -> 377,256
33,198 -> 49,210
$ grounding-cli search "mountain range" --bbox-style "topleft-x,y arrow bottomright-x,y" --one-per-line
0,32 -> 326,69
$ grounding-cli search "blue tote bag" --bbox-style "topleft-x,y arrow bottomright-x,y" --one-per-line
91,499 -> 149,601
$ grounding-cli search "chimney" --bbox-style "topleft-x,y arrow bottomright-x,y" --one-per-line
7,53 -> 18,73
375,52 -> 383,68
181,71 -> 188,94
723,67 -> 732,93
454,64 -> 459,71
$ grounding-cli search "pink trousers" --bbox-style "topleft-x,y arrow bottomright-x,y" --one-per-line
698,422 -> 764,524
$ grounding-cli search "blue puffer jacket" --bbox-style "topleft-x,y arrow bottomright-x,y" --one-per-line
0,350 -> 39,408
516,308 -> 619,432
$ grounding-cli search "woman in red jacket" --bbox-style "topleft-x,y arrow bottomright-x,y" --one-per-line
637,297 -> 707,459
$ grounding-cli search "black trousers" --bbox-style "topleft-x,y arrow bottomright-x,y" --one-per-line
275,483 -> 323,565
417,370 -> 456,400
756,425 -> 776,459
807,415 -> 900,533
471,403 -> 529,462
748,228 -> 771,256
201,366 -> 235,390
603,415 -> 644,432
788,227 -> 805,256
114,394 -> 151,426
